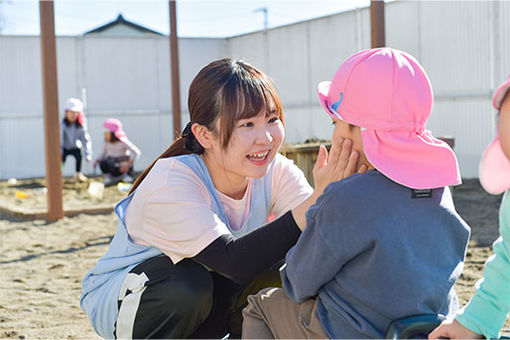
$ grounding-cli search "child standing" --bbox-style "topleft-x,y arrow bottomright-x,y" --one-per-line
61,97 -> 92,182
242,48 -> 471,339
93,118 -> 141,185
429,76 -> 510,339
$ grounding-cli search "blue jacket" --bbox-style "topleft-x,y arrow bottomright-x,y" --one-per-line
282,171 -> 470,338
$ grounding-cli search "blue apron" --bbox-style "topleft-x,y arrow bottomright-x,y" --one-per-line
80,154 -> 274,338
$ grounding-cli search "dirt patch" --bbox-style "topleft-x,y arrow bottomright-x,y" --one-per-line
0,176 -> 129,214
0,177 -> 507,338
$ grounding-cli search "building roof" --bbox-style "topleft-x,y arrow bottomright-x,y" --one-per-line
83,14 -> 163,36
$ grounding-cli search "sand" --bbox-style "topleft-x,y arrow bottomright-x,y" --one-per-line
0,177 -> 508,338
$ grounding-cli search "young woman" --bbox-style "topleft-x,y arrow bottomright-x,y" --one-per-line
80,59 -> 363,339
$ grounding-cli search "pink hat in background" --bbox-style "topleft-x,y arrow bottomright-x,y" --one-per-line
103,118 -> 128,143
479,75 -> 510,194
317,48 -> 461,189
492,74 -> 510,110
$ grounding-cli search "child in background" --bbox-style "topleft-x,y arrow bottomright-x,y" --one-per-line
429,76 -> 510,340
61,98 -> 92,182
242,48 -> 471,339
93,118 -> 141,185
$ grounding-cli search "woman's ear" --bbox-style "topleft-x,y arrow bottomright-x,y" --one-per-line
191,123 -> 214,150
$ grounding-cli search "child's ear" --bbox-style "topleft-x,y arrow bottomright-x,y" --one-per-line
191,123 -> 214,149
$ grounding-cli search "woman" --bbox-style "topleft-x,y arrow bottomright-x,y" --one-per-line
80,59 -> 363,339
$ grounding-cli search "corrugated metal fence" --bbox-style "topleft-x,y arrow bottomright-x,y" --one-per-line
0,0 -> 508,179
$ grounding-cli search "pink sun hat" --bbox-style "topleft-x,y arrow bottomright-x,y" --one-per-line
103,118 -> 129,143
317,48 -> 461,189
492,74 -> 510,110
479,75 -> 510,194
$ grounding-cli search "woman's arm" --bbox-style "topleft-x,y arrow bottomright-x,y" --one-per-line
193,211 -> 299,284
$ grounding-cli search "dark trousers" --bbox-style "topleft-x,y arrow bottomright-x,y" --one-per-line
114,255 -> 282,339
99,157 -> 132,177
62,147 -> 82,172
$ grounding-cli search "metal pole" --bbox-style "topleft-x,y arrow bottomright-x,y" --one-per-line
370,0 -> 385,48
39,0 -> 63,221
255,7 -> 268,31
169,0 -> 181,139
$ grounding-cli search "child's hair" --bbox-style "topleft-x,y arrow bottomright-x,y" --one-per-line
63,114 -> 83,128
129,58 -> 283,194
109,132 -> 120,143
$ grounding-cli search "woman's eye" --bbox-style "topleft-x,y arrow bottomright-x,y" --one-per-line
268,117 -> 279,124
240,122 -> 254,127
331,121 -> 337,126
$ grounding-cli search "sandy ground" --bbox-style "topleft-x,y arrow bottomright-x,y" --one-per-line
0,177 -> 508,338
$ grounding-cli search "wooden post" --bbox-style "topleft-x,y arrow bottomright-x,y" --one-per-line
370,0 -> 386,48
169,0 -> 181,139
39,0 -> 63,221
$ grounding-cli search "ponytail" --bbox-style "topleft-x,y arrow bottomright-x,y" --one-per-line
128,122 -> 205,194
128,137 -> 189,194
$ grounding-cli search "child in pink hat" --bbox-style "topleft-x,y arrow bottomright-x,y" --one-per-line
429,76 -> 510,340
93,118 -> 141,185
242,48 -> 471,339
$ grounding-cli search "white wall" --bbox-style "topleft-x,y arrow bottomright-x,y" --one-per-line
1,0 -> 507,179
226,0 -> 505,178
0,35 -> 226,179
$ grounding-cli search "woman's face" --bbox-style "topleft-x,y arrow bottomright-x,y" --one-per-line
207,108 -> 284,185
65,110 -> 79,123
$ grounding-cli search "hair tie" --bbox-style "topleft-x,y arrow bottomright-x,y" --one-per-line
181,122 -> 205,154
181,122 -> 193,137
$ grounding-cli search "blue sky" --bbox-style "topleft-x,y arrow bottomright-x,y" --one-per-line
0,0 -> 370,37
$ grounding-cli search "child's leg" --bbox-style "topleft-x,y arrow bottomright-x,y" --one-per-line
242,287 -> 328,339
99,158 -> 120,176
69,148 -> 82,173
62,148 -> 68,163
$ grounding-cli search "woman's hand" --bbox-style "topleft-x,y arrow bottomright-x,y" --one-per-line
428,319 -> 483,340
312,137 -> 367,197
291,138 -> 367,231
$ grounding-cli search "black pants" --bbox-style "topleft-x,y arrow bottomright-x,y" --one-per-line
99,157 -> 132,177
114,255 -> 282,339
62,148 -> 82,172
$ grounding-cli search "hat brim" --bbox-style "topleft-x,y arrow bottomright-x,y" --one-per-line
479,135 -> 510,194
115,132 -> 128,143
493,80 -> 510,110
361,129 -> 461,189
318,81 -> 342,120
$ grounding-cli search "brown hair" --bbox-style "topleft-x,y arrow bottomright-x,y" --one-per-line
129,58 -> 283,194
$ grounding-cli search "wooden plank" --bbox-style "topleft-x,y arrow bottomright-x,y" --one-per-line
39,0 -> 63,221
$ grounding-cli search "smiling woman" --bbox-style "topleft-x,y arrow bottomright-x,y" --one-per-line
79,58 -> 361,339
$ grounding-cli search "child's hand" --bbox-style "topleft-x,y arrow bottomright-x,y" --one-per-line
428,319 -> 483,340
312,137 -> 366,196
119,161 -> 132,173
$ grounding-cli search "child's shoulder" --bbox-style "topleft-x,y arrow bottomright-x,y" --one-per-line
327,170 -> 392,194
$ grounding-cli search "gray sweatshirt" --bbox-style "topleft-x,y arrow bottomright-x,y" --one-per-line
281,170 -> 470,338
61,121 -> 92,158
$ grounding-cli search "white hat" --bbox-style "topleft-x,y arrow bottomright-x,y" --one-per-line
65,98 -> 84,112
